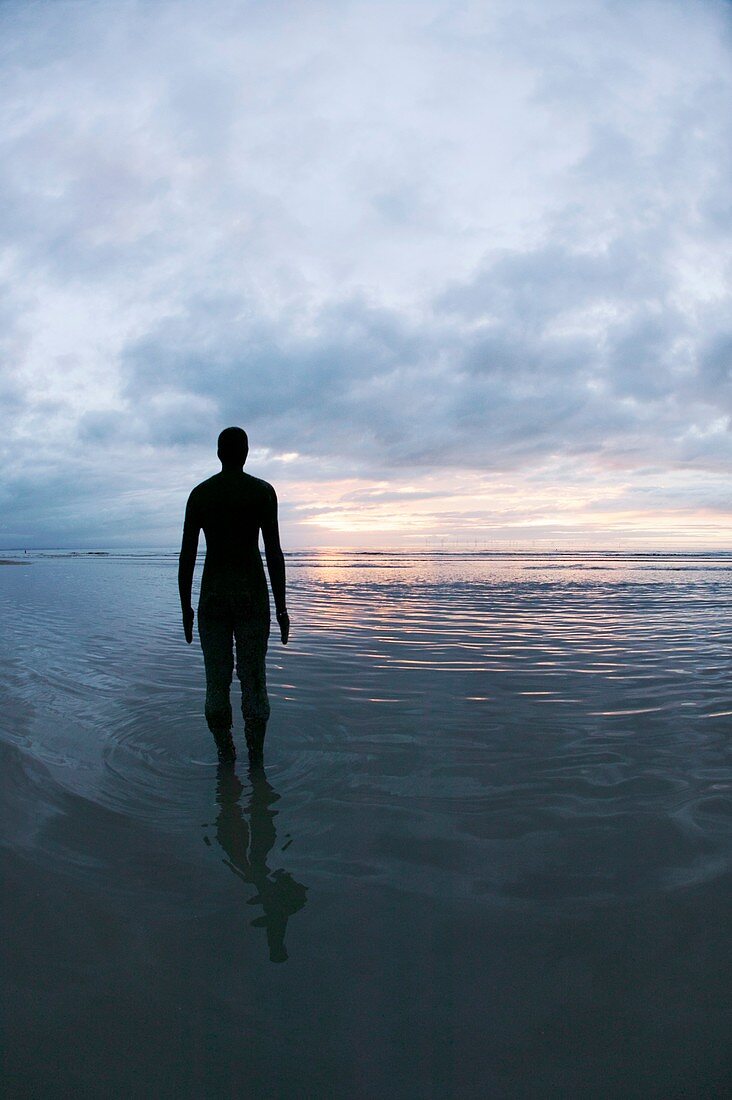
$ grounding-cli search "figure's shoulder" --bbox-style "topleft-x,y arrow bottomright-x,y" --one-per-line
187,472 -> 277,510
243,473 -> 277,501
188,473 -> 221,502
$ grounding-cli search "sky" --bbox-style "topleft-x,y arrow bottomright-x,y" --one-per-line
1,0 -> 731,549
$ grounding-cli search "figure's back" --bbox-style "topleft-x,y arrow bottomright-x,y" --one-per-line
190,471 -> 272,608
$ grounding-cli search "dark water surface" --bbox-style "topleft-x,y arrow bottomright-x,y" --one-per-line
2,549 -> 731,1097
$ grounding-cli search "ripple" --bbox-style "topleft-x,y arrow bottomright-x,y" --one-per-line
1,549 -> 731,908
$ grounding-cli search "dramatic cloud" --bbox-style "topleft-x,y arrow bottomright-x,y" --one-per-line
1,0 -> 730,546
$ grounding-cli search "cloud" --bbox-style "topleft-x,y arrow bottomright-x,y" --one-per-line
0,0 -> 730,545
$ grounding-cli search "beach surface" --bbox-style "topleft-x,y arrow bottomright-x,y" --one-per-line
1,548 -> 731,1098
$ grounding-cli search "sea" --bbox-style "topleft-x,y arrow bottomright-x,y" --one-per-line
1,548 -> 731,1098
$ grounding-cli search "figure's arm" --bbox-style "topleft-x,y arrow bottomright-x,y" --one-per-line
261,486 -> 289,645
178,493 -> 201,644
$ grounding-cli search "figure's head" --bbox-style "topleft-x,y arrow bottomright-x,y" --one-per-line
217,426 -> 249,467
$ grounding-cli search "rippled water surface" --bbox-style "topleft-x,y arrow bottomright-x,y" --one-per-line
2,549 -> 731,1098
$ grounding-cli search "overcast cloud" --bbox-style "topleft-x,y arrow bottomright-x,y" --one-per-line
1,0 -> 730,546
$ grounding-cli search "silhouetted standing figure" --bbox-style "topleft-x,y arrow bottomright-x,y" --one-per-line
178,427 -> 290,764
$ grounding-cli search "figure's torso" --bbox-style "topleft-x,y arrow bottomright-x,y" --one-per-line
191,471 -> 271,611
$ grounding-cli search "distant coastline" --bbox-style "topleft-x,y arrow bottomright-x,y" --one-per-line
1,547 -> 730,561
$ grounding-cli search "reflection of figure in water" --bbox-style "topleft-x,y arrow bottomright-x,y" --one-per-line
206,762 -> 307,963
178,427 -> 290,764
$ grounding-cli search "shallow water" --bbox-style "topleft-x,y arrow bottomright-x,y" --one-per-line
2,549 -> 731,1097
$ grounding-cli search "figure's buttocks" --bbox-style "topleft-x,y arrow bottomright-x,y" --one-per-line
189,471 -> 273,616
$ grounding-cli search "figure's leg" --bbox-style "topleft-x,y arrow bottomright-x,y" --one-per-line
198,600 -> 236,760
234,616 -> 271,762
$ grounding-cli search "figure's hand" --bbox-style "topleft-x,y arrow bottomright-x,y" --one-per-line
277,611 -> 290,645
182,606 -> 194,644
